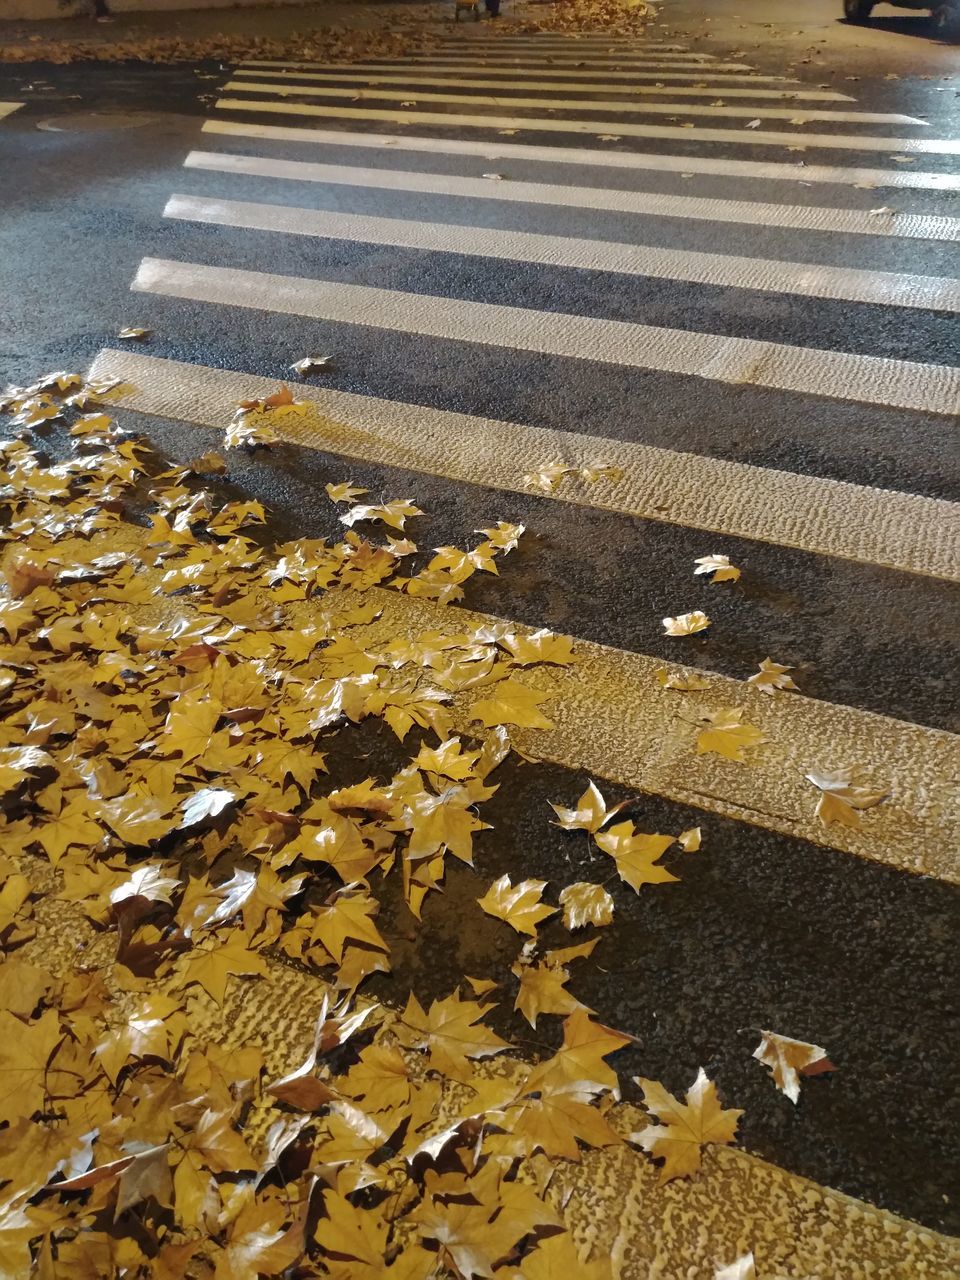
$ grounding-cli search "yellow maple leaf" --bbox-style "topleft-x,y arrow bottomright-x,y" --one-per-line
804,766 -> 887,828
523,462 -> 575,493
748,657 -> 798,694
549,781 -> 625,833
753,1029 -> 835,1104
693,553 -> 741,583
397,990 -> 508,1082
0,1009 -> 64,1124
514,1233 -> 613,1280
677,827 -> 702,853
175,934 -> 270,1004
470,679 -> 555,730
476,520 -> 524,552
477,875 -> 556,937
594,822 -> 677,894
325,481 -> 369,503
509,1088 -> 622,1162
309,890 -> 389,966
340,499 -> 424,532
634,1069 -> 742,1182
512,959 -> 582,1028
525,1008 -> 630,1097
558,881 -> 614,929
315,1188 -> 387,1269
662,610 -> 711,636
696,708 -> 766,762
500,628 -> 576,667
655,667 -> 711,691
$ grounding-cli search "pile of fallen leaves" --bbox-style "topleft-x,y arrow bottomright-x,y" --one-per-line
0,371 -> 839,1278
0,0 -> 654,66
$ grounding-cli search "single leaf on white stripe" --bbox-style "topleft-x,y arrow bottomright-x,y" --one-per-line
524,462 -> 576,493
656,668 -> 711,691
715,1254 -> 756,1280
501,629 -> 576,668
634,1069 -> 743,1182
804,765 -> 888,828
470,679 -> 555,730
753,1030 -> 836,1104
478,875 -> 556,938
697,709 -> 766,762
663,611 -> 711,636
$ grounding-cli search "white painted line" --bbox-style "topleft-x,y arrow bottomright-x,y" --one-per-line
214,98 -> 960,154
202,120 -> 960,191
231,68 -> 855,103
164,192 -> 960,313
241,61 -> 800,84
89,348 -> 960,583
184,150 -> 960,242
223,79 -> 910,124
131,258 -> 960,417
0,102 -> 23,120
242,54 -> 750,69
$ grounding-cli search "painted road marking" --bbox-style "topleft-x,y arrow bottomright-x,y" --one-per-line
91,348 -> 960,583
185,150 -> 960,242
213,98 -> 960,154
0,102 -> 23,120
131,258 -> 960,417
240,60 -> 803,85
223,78 -> 916,125
201,120 -> 960,191
164,192 -> 960,313
232,68 -> 856,103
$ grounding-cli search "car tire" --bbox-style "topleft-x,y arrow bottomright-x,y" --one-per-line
932,2 -> 960,40
843,0 -> 874,20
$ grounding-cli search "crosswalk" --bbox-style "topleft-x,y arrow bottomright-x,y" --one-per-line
95,28 -> 960,1272
0,102 -> 23,121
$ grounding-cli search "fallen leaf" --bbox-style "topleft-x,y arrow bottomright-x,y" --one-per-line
744,118 -> 761,128
470,679 -> 555,730
715,1255 -> 756,1280
118,327 -> 150,340
512,958 -> 582,1028
558,881 -> 614,929
594,822 -> 677,893
676,827 -> 702,853
325,481 -> 369,503
747,658 -> 798,694
397,990 -> 508,1081
696,708 -> 766,762
753,1029 -> 835,1103
478,875 -> 556,937
662,611 -> 711,636
805,765 -> 887,828
634,1069 -> 742,1181
693,553 -> 740,583
656,667 -> 711,691
549,781 -> 625,833
290,355 -> 334,375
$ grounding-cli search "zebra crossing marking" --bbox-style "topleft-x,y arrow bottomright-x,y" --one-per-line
201,121 -> 960,190
164,192 -> 960,313
131,257 -> 960,418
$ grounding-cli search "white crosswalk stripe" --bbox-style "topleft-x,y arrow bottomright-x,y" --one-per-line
185,150 -> 960,241
202,120 -> 960,190
0,102 -> 23,120
242,61 -> 807,84
223,78 -> 921,125
233,68 -> 856,102
131,257 -> 960,418
214,98 -> 960,153
164,192 -> 960,312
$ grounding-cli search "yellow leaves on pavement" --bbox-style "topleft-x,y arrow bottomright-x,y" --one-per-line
174,933 -> 271,1004
753,1030 -> 836,1104
805,765 -> 888,828
510,1232 -> 613,1280
478,874 -> 557,937
526,1008 -> 631,1097
694,553 -> 741,583
663,610 -> 711,636
748,657 -> 798,694
512,948 -> 584,1028
634,1069 -> 743,1182
559,881 -> 614,929
0,1009 -> 64,1124
501,627 -> 576,667
594,822 -> 677,894
549,780 -> 626,833
656,666 -> 711,691
325,480 -> 369,503
397,990 -> 509,1082
478,520 -> 525,552
470,678 -> 555,730
696,708 -> 766,762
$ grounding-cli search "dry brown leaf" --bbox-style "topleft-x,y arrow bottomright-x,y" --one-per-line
634,1069 -> 742,1181
662,610 -> 711,636
805,766 -> 887,828
477,875 -> 556,938
558,881 -> 614,930
753,1029 -> 835,1104
696,708 -> 766,762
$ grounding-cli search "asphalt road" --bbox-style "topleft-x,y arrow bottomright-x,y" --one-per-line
1,0 -> 958,1251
